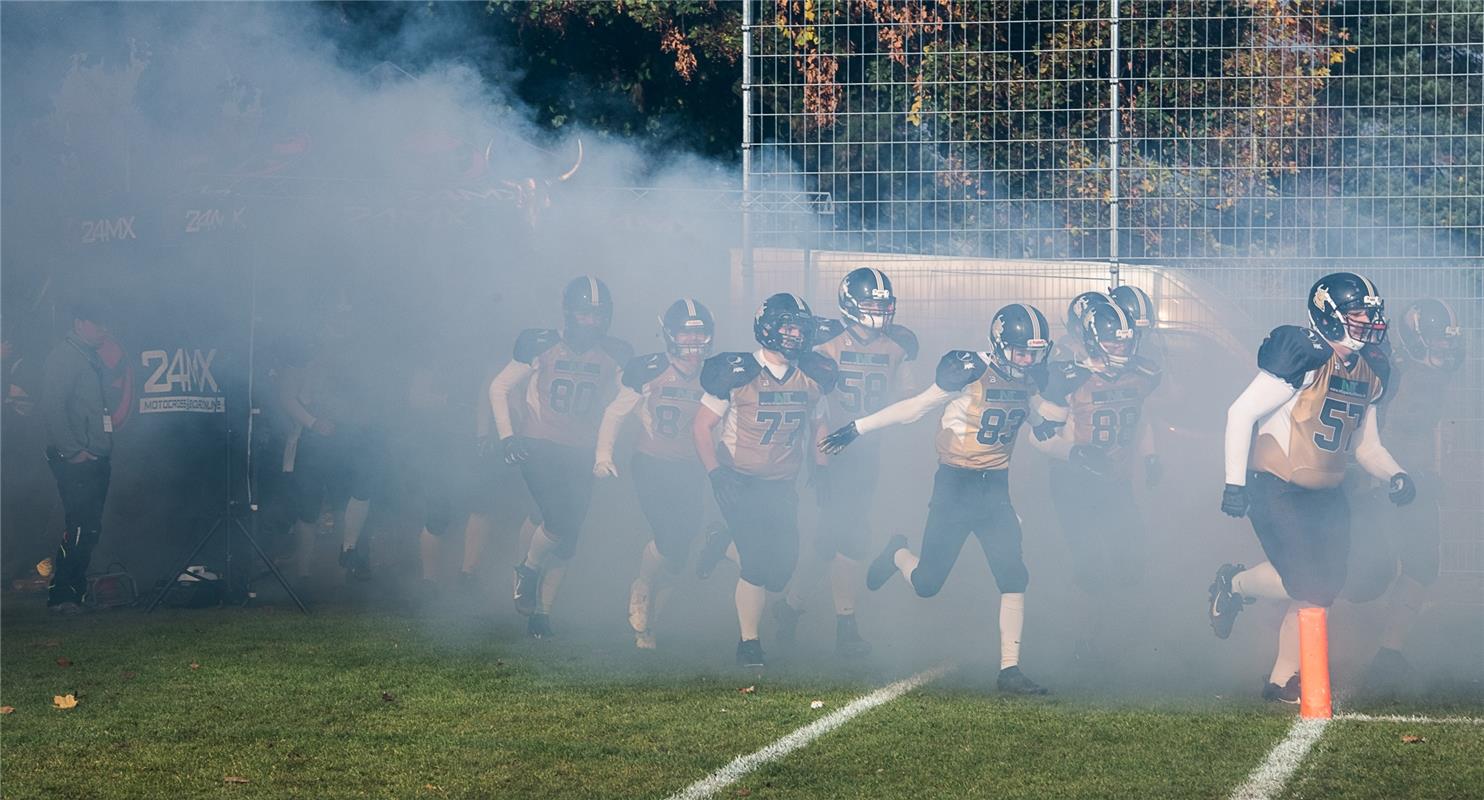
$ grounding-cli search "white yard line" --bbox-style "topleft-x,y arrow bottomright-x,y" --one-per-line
664,663 -> 954,800
1336,712 -> 1484,725
1228,718 -> 1331,800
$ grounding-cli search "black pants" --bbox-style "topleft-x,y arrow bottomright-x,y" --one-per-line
815,441 -> 880,561
46,449 -> 111,606
632,452 -> 705,566
1049,460 -> 1145,595
289,428 -> 386,525
1247,470 -> 1350,608
910,465 -> 1028,597
414,434 -> 496,537
715,473 -> 799,592
520,439 -> 595,559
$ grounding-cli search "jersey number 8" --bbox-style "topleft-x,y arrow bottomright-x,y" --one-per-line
976,407 -> 1027,446
550,378 -> 597,415
1089,407 -> 1140,447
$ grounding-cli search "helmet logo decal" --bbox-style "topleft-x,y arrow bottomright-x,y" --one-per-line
1313,284 -> 1335,314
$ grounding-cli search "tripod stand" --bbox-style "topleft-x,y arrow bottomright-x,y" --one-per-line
147,267 -> 308,614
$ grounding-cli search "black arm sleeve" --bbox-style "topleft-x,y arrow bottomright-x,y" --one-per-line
934,350 -> 988,392
1257,326 -> 1333,389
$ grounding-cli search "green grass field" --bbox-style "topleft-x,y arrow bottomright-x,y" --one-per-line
4,598 -> 1481,800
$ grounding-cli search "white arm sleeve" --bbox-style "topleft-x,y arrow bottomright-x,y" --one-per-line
1037,396 -> 1069,423
276,367 -> 317,429
488,361 -> 535,439
854,384 -> 955,435
1224,371 -> 1299,486
1354,405 -> 1404,482
595,386 -> 642,464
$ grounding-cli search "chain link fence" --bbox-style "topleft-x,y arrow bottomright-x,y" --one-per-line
741,0 -> 1483,592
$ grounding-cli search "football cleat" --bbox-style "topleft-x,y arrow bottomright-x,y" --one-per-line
695,523 -> 731,580
867,535 -> 908,591
1208,563 -> 1252,639
1262,674 -> 1300,704
339,546 -> 373,580
997,665 -> 1049,695
835,614 -> 872,658
628,579 -> 651,634
736,638 -> 766,668
773,601 -> 803,645
635,630 -> 657,650
512,564 -> 542,617
527,612 -> 553,639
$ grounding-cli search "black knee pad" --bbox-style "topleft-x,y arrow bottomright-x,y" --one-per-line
424,511 -> 452,537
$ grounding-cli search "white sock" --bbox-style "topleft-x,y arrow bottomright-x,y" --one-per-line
1000,592 -> 1025,670
539,562 -> 566,614
419,529 -> 439,581
786,552 -> 824,611
736,579 -> 767,641
1270,603 -> 1301,685
341,497 -> 371,550
1233,561 -> 1289,601
524,526 -> 561,571
830,555 -> 861,616
293,520 -> 316,579
1380,575 -> 1426,652
725,541 -> 740,564
461,513 -> 489,574
894,548 -> 921,588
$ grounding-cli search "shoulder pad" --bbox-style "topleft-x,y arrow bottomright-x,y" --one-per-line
599,336 -> 634,366
621,353 -> 671,392
884,324 -> 920,361
1041,360 -> 1088,405
701,352 -> 761,400
814,318 -> 847,347
1258,325 -> 1333,389
798,351 -> 839,394
1130,355 -> 1163,388
935,350 -> 988,392
1025,361 -> 1051,393
513,329 -> 561,364
1362,345 -> 1391,401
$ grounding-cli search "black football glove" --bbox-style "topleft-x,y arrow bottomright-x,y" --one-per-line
501,435 -> 532,465
708,466 -> 747,511
819,422 -> 860,455
1144,454 -> 1163,489
1221,483 -> 1249,518
1388,472 -> 1416,506
1032,419 -> 1064,442
1069,444 -> 1111,477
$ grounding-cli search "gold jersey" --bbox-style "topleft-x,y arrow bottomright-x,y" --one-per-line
1043,356 -> 1163,476
515,329 -> 632,448
812,320 -> 918,420
701,351 -> 838,480
931,350 -> 1042,471
621,352 -> 706,462
1249,325 -> 1389,489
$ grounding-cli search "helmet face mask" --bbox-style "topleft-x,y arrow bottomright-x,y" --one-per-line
1308,272 -> 1387,349
1080,302 -> 1137,370
755,293 -> 816,360
839,267 -> 896,330
988,303 -> 1052,380
661,298 -> 715,361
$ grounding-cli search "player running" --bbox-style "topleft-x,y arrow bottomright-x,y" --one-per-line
694,293 -> 837,668
594,299 -> 716,650
820,303 -> 1054,694
776,267 -> 918,657
489,276 -> 633,638
1209,272 -> 1415,702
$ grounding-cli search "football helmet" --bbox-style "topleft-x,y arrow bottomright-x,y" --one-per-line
839,267 -> 896,329
754,293 -> 816,359
1080,298 -> 1138,369
1109,284 -> 1156,333
988,303 -> 1052,380
1397,298 -> 1461,368
562,275 -> 613,341
1308,272 -> 1386,348
660,298 -> 715,359
1066,291 -> 1114,339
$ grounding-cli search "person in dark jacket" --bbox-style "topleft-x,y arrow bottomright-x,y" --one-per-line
41,299 -> 115,613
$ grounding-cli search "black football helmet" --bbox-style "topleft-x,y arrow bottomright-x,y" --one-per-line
839,267 -> 896,329
563,275 -> 613,338
1080,298 -> 1138,369
1109,284 -> 1156,332
754,293 -> 816,359
988,303 -> 1052,380
1066,291 -> 1115,339
660,298 -> 715,359
1397,298 -> 1462,368
1308,272 -> 1386,348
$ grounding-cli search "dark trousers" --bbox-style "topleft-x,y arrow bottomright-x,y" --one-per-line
911,465 -> 1028,597
46,449 -> 112,606
1049,460 -> 1145,595
1247,470 -> 1350,607
715,473 -> 799,592
632,452 -> 705,565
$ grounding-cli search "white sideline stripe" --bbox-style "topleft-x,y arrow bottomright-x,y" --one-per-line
1337,712 -> 1484,725
664,664 -> 953,800
1228,718 -> 1330,800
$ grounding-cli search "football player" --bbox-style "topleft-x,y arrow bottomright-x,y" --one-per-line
489,276 -> 633,637
1106,284 -> 1164,488
820,303 -> 1054,694
594,299 -> 716,650
1032,296 -> 1162,659
777,268 -> 918,657
1209,272 -> 1414,702
694,293 -> 838,668
1347,298 -> 1463,686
